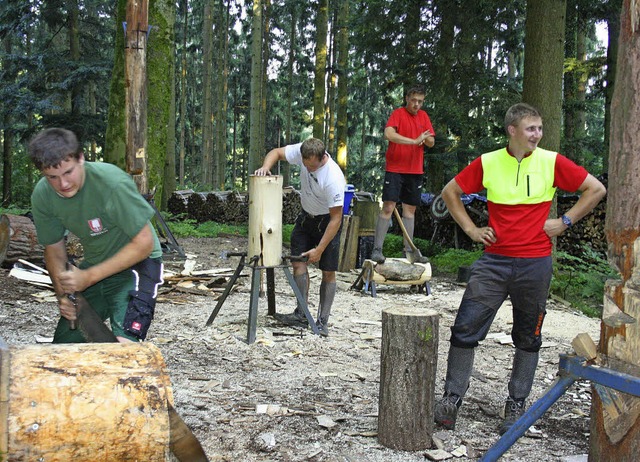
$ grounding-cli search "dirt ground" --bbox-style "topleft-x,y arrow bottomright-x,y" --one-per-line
0,235 -> 602,461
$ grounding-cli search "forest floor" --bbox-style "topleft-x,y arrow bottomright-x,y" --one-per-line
0,236 -> 602,461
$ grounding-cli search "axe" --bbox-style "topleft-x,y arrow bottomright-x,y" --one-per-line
392,208 -> 425,264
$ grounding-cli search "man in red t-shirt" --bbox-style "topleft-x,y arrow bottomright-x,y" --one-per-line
371,86 -> 435,264
434,103 -> 606,435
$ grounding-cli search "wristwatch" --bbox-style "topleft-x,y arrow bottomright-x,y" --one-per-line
561,214 -> 573,228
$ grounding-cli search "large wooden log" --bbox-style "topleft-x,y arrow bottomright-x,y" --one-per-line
362,258 -> 431,285
590,2 -> 640,459
0,341 -> 173,461
378,306 -> 439,450
0,214 -> 44,267
248,175 -> 283,267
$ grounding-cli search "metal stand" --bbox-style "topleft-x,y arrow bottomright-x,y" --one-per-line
350,262 -> 431,297
480,354 -> 640,462
205,252 -> 319,343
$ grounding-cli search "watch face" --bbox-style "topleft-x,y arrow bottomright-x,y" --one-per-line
562,215 -> 572,227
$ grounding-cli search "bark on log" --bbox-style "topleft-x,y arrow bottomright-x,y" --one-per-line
0,341 -> 172,461
590,2 -> 640,458
378,306 -> 438,450
363,258 -> 431,284
0,214 -> 44,268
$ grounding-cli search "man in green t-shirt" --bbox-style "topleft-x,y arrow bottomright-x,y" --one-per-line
28,128 -> 164,343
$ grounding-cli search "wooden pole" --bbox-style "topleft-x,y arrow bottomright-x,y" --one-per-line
1,342 -> 172,461
590,1 -> 640,458
248,175 -> 283,267
378,306 -> 439,450
125,0 -> 149,193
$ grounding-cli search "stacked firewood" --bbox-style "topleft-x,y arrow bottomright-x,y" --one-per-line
167,188 -> 301,225
167,189 -> 193,217
282,188 -> 302,224
224,192 -> 249,224
558,196 -> 607,255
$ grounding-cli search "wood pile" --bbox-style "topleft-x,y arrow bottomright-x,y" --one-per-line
167,187 -> 301,225
558,196 -> 607,255
167,189 -> 193,217
282,187 -> 302,224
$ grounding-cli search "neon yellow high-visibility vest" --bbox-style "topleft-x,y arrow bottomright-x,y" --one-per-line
481,147 -> 557,205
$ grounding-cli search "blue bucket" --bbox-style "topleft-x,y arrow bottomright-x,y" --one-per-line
343,184 -> 355,215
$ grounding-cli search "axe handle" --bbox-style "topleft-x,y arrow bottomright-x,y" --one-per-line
392,208 -> 419,253
65,261 -> 78,330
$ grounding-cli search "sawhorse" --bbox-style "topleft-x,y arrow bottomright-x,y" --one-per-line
480,354 -> 640,461
205,252 -> 319,343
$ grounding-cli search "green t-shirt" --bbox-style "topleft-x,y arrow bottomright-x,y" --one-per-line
31,162 -> 162,266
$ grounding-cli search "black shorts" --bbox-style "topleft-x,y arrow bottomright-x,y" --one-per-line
381,172 -> 423,206
290,211 -> 342,271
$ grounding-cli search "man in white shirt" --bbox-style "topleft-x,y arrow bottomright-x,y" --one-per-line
255,138 -> 346,336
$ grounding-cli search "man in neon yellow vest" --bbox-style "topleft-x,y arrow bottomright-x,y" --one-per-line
435,103 -> 606,434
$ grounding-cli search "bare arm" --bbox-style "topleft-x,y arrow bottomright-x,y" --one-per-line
384,126 -> 434,148
302,206 -> 343,263
544,174 -> 607,238
59,223 -> 155,293
442,178 -> 496,245
254,147 -> 287,176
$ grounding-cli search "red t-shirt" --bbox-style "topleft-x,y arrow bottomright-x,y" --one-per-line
385,107 -> 435,174
455,152 -> 588,257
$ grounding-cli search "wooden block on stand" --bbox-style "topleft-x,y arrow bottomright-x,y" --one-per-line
338,215 -> 360,272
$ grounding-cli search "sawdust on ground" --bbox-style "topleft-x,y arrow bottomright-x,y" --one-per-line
0,236 -> 601,461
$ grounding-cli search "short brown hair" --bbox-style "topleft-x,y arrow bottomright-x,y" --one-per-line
28,128 -> 82,170
504,103 -> 542,134
405,85 -> 426,99
300,138 -> 326,161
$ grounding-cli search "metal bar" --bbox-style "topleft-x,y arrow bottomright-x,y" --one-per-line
479,374 -> 577,462
266,268 -> 276,316
561,354 -> 640,397
480,355 -> 640,461
282,266 -> 319,335
205,255 -> 246,326
247,266 -> 261,344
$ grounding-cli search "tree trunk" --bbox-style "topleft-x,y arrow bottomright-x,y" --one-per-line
147,0 -> 176,209
603,0 -> 623,173
523,0 -> 566,153
312,0 -> 328,139
282,4 -> 297,187
124,0 -> 150,194
248,0 -> 265,176
378,306 -> 438,450
0,342 -> 172,461
178,0 -> 188,189
201,0 -> 214,187
0,214 -> 44,267
335,0 -> 349,174
591,1 -> 640,459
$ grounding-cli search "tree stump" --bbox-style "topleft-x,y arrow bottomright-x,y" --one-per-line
378,306 -> 439,450
0,341 -> 173,461
0,214 -> 44,268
